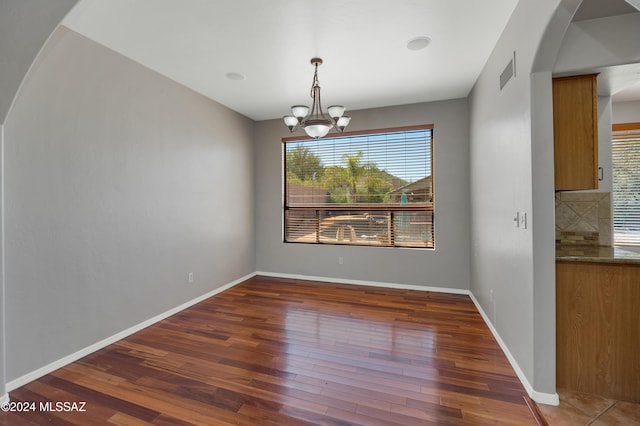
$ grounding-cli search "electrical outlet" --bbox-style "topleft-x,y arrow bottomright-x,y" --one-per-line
188,272 -> 194,283
338,257 -> 344,265
490,289 -> 494,303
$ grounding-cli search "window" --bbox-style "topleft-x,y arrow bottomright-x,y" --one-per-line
612,123 -> 640,246
283,125 -> 434,248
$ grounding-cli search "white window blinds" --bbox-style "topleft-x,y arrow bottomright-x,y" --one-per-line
612,127 -> 640,246
283,125 -> 434,248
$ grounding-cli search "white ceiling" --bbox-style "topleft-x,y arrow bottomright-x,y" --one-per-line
61,0 -> 519,121
61,0 -> 640,122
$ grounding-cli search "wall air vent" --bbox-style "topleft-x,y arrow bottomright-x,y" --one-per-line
500,51 -> 516,91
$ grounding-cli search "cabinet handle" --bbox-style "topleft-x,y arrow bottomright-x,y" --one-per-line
598,167 -> 604,181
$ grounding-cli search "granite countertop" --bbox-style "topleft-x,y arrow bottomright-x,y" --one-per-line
556,244 -> 640,264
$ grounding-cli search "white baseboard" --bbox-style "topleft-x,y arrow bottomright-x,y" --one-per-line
0,393 -> 9,404
468,292 -> 559,406
5,270 -> 559,407
255,271 -> 470,295
5,272 -> 255,392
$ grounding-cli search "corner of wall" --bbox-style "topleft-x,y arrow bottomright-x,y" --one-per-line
0,123 -> 5,400
468,291 -> 559,406
0,0 -> 77,398
0,0 -> 79,125
5,272 -> 256,392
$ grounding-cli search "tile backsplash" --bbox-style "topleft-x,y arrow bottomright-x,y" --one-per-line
555,191 -> 611,246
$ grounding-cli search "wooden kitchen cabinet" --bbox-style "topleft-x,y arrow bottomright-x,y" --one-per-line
553,74 -> 599,191
556,261 -> 640,403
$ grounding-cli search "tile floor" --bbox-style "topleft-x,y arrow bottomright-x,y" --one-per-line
537,388 -> 640,425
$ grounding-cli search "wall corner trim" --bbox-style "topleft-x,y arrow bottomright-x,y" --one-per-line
0,393 -> 8,404
255,271 -> 470,295
468,292 -> 560,406
5,272 -> 256,392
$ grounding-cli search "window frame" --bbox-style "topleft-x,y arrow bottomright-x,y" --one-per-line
282,124 -> 434,249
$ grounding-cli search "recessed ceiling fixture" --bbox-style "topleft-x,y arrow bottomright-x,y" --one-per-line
225,72 -> 245,81
283,58 -> 350,139
407,36 -> 431,51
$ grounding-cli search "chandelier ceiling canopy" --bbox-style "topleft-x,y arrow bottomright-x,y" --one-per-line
283,58 -> 351,139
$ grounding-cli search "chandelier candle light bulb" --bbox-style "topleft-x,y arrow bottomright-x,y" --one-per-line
283,58 -> 350,138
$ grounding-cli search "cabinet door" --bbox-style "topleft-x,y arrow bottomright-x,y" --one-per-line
553,74 -> 599,191
556,261 -> 640,403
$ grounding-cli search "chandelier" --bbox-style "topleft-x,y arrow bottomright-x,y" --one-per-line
283,58 -> 351,139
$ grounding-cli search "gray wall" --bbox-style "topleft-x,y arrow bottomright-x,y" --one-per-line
0,0 -> 79,401
254,100 -> 471,290
470,0 -> 640,402
613,100 -> 640,123
469,0 -> 570,401
4,27 -> 255,381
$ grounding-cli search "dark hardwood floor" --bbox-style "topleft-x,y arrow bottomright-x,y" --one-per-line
2,276 -> 538,425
